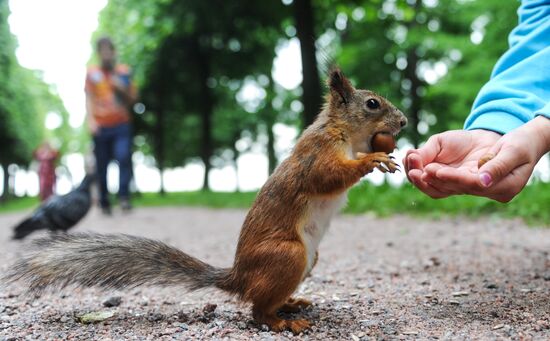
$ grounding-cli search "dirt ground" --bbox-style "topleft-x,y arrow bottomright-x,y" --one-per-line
0,206 -> 549,340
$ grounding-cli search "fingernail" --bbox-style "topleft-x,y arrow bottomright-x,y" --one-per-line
479,172 -> 492,187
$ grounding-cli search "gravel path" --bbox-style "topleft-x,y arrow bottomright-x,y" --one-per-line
0,206 -> 549,340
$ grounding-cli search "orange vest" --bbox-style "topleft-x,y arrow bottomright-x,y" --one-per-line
85,64 -> 136,127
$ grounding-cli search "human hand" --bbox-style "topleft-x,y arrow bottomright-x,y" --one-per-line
111,76 -> 127,92
89,119 -> 99,136
404,129 -> 500,199
404,116 -> 550,202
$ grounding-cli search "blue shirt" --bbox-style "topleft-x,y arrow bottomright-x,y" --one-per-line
464,0 -> 550,134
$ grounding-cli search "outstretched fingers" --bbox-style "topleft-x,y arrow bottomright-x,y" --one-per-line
407,167 -> 451,199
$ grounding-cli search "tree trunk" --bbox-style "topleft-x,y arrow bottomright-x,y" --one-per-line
264,75 -> 278,174
1,163 -> 8,201
293,0 -> 322,129
196,43 -> 213,191
404,47 -> 422,148
266,116 -> 277,175
231,136 -> 241,193
404,0 -> 423,148
155,89 -> 166,196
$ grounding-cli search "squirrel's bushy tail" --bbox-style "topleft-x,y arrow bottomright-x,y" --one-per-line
4,233 -> 231,293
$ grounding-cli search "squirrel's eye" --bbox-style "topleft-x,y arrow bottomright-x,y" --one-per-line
366,99 -> 380,110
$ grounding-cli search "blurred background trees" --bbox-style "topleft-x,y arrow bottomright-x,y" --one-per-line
1,0 -> 523,198
94,0 -> 518,191
0,0 -> 70,200
95,0 -> 290,191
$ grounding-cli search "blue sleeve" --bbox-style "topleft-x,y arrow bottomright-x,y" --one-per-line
464,0 -> 550,134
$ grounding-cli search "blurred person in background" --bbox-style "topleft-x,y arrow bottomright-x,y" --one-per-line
404,0 -> 550,203
33,141 -> 59,201
85,36 -> 137,215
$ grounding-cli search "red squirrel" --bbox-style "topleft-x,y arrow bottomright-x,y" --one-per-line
5,68 -> 406,334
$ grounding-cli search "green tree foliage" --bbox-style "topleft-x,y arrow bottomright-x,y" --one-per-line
425,0 -> 519,134
314,0 -> 518,146
93,0 -> 522,193
0,0 -> 40,166
0,0 -> 70,198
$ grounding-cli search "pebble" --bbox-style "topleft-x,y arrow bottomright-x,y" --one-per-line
429,257 -> 441,266
140,296 -> 149,306
103,296 -> 122,308
451,291 -> 469,297
177,310 -> 189,322
359,320 -> 374,328
202,303 -> 217,314
535,320 -> 548,330
519,288 -> 533,293
146,312 -> 164,322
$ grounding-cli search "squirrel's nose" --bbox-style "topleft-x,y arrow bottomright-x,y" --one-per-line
400,116 -> 408,128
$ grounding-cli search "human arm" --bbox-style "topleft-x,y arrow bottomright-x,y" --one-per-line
85,92 -> 99,135
111,66 -> 138,107
112,77 -> 137,105
464,0 -> 550,134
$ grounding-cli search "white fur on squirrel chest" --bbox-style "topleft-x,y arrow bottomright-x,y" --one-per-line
302,192 -> 348,275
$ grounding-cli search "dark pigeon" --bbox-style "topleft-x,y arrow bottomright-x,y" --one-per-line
12,174 -> 95,240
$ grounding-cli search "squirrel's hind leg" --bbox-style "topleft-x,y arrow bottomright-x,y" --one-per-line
278,297 -> 312,313
280,251 -> 316,313
247,240 -> 312,334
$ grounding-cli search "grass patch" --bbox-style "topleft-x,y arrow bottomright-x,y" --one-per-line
0,196 -> 39,214
133,191 -> 257,209
346,181 -> 550,225
1,182 -> 548,226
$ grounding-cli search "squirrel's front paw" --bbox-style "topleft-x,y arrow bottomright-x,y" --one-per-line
357,152 -> 400,174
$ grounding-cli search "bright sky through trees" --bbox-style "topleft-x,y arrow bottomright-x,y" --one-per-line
8,0 -> 108,128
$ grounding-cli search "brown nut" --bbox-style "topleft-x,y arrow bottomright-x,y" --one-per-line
372,133 -> 396,153
478,153 -> 494,169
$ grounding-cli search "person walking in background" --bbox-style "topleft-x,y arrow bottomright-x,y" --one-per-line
33,141 -> 59,202
404,0 -> 550,203
85,36 -> 137,214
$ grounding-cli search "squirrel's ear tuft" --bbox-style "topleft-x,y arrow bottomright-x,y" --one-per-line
328,68 -> 354,105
